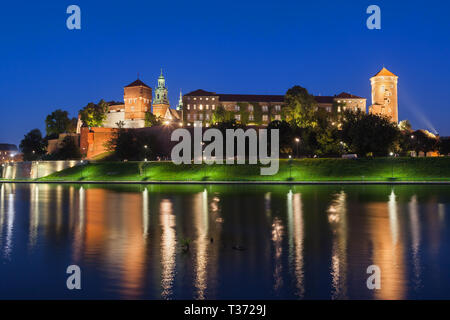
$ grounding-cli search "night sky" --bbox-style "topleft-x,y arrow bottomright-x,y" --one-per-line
1,0 -> 449,146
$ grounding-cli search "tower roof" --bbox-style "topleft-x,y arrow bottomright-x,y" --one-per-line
374,67 -> 397,77
159,68 -> 164,79
125,79 -> 150,88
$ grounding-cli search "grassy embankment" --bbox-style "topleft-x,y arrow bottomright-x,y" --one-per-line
37,157 -> 450,182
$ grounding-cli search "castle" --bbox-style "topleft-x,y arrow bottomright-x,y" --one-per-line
182,67 -> 398,126
101,70 -> 181,129
77,67 -> 398,159
89,66 -> 398,130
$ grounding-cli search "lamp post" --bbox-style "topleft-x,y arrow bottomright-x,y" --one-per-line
390,152 -> 394,178
295,138 -> 300,158
289,155 -> 293,180
36,161 -> 39,179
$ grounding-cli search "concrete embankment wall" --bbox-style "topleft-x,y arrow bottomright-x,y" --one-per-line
1,161 -> 82,179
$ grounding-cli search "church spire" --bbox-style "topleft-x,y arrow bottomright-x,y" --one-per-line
176,89 -> 183,110
153,68 -> 169,106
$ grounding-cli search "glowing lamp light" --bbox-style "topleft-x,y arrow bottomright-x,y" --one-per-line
390,152 -> 394,156
288,155 -> 292,159
164,121 -> 170,125
295,138 -> 300,143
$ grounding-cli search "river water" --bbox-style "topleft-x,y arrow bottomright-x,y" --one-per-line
0,183 -> 449,299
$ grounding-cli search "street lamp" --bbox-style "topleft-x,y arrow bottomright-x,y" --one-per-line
288,155 -> 293,180
294,138 -> 300,158
389,152 -> 394,179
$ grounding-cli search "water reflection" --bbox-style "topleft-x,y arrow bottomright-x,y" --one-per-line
0,183 -> 449,299
327,191 -> 347,299
160,198 -> 176,299
287,190 -> 304,298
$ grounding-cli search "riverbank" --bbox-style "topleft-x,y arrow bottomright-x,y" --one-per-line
9,157 -> 446,183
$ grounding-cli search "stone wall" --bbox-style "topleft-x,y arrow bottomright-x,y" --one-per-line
1,160 -> 82,179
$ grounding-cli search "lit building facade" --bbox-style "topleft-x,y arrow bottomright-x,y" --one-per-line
369,67 -> 399,123
182,90 -> 366,126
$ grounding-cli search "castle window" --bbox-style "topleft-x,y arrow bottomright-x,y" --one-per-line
275,105 -> 281,111
249,114 -> 254,121
199,114 -> 203,120
131,106 -> 135,111
262,115 -> 268,121
194,98 -> 197,100
193,105 -> 196,110
235,105 -> 240,111
193,114 -> 197,120
199,105 -> 203,110
338,107 -> 341,112
206,105 -> 209,110
206,114 -> 210,120
275,115 -> 281,120
212,105 -> 215,109
248,105 -> 254,112
187,105 -> 190,110
262,105 -> 268,112
235,114 -> 241,121
187,114 -> 191,120
206,98 -> 209,100
326,107 -> 331,112
200,97 -> 202,100
212,98 -> 215,100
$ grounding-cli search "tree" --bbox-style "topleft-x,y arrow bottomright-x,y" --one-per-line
210,105 -> 233,124
268,120 -> 293,157
48,136 -> 81,160
79,99 -> 108,128
341,110 -> 401,157
106,129 -> 156,161
19,129 -> 47,161
439,137 -> 450,156
145,112 -> 162,127
410,130 -> 438,155
282,86 -> 318,129
398,120 -> 412,132
45,109 -> 77,136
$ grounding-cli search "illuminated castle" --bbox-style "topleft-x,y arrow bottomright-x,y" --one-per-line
369,67 -> 399,123
101,70 -> 181,128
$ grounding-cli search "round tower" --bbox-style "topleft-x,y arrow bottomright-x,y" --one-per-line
369,67 -> 398,123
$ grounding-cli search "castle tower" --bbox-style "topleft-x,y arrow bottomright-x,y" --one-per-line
152,69 -> 170,118
369,67 -> 399,123
123,78 -> 152,128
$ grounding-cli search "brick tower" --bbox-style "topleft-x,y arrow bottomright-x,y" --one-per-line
123,79 -> 152,128
369,67 -> 399,123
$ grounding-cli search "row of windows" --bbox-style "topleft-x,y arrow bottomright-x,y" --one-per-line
186,104 -> 281,112
127,98 -> 150,104
186,97 -> 216,101
187,104 -> 216,110
337,100 -> 364,104
186,114 -> 281,122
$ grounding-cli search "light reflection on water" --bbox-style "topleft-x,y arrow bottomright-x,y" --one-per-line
0,183 -> 449,299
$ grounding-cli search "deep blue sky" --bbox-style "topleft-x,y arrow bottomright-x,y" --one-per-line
1,0 -> 449,145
